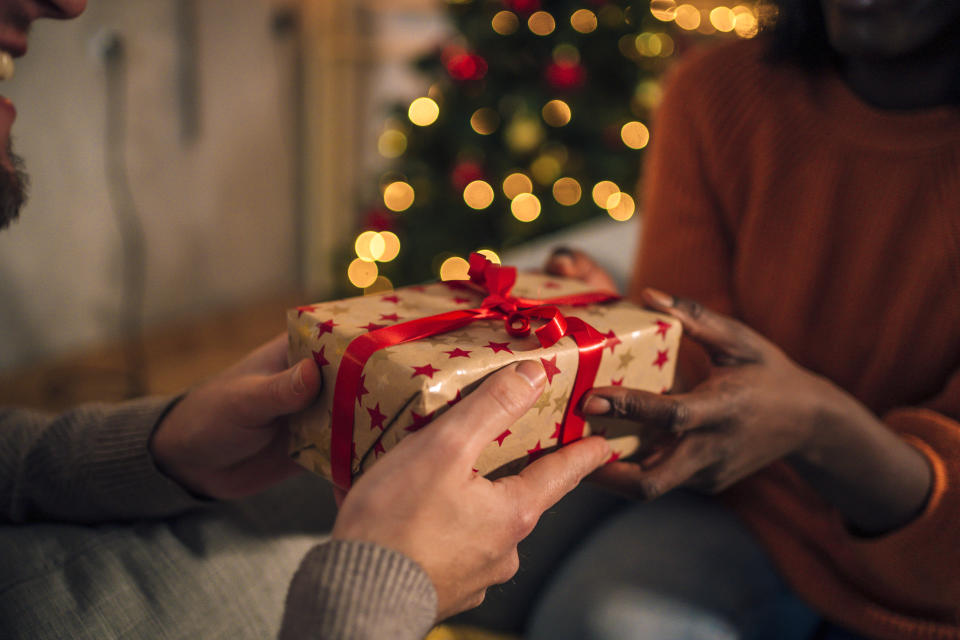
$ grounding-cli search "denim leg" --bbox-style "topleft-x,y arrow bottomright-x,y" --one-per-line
527,491 -> 821,640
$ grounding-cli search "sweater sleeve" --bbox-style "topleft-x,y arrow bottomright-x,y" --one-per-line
280,540 -> 437,640
0,397 -> 206,524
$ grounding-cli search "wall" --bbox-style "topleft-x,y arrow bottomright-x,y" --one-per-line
0,0 -> 298,370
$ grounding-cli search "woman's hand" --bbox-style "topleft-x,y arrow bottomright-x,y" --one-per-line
544,247 -> 620,294
584,289 -> 932,535
332,361 -> 611,620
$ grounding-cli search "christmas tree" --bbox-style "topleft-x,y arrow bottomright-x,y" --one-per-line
346,0 -> 759,293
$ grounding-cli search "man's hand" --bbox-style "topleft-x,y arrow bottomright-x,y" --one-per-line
150,334 -> 321,500
544,247 -> 619,293
582,288 -> 932,535
332,361 -> 611,620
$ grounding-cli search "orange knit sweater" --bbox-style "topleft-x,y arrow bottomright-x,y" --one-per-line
631,39 -> 960,639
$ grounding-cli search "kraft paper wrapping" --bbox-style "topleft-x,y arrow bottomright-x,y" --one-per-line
287,273 -> 680,484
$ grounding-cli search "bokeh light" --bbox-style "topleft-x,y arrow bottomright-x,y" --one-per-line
541,99 -> 572,127
378,231 -> 400,262
733,5 -> 758,38
476,249 -> 501,265
553,177 -> 582,206
511,193 -> 542,222
470,107 -> 500,135
348,258 -> 378,289
528,11 -> 557,36
606,192 -> 636,221
408,97 -> 440,127
383,181 -> 415,212
492,10 -> 519,35
709,6 -> 736,32
355,230 -> 385,262
377,129 -> 407,158
502,172 -> 534,199
570,9 -> 598,33
440,256 -> 471,281
463,180 -> 495,209
592,180 -> 620,208
531,154 -> 562,185
650,0 -> 678,22
364,276 -> 393,296
621,121 -> 650,149
674,4 -> 701,30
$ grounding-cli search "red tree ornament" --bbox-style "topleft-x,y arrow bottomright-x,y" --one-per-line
545,60 -> 587,91
505,0 -> 540,14
450,161 -> 485,191
446,52 -> 488,82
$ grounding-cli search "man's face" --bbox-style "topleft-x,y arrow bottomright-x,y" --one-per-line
0,0 -> 86,229
821,0 -> 960,60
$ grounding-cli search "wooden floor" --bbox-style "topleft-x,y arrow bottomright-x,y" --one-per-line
0,294 -> 303,412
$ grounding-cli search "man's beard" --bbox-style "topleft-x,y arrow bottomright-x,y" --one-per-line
0,140 -> 28,230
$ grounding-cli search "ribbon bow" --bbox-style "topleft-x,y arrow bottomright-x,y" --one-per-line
328,253 -> 618,490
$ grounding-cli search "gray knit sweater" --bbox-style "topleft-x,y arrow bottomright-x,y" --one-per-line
0,398 -> 437,639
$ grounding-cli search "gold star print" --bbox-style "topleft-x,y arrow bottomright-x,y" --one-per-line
553,393 -> 568,415
618,349 -> 636,370
532,389 -> 553,414
328,304 -> 351,316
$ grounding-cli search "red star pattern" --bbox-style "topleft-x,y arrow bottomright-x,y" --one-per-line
607,451 -> 622,463
373,440 -> 386,458
379,313 -> 401,322
411,363 -> 441,379
540,355 -> 562,384
367,403 -> 387,432
296,304 -> 318,317
405,410 -> 435,432
410,285 -> 428,292
603,330 -> 622,354
312,346 -> 329,367
527,440 -> 547,463
653,349 -> 670,370
494,429 -> 512,446
444,348 -> 472,358
356,374 -> 369,405
452,296 -> 473,304
382,295 -> 401,304
611,377 -> 624,386
655,319 -> 672,339
543,281 -> 561,289
360,322 -> 386,332
447,390 -> 462,406
486,341 -> 513,354
316,319 -> 336,336
550,422 -> 562,440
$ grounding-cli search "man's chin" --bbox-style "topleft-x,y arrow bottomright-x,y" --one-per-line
0,145 -> 28,231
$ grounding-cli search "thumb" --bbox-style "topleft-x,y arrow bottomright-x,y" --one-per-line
224,358 -> 321,427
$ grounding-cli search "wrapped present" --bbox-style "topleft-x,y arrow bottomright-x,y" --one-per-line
287,254 -> 680,489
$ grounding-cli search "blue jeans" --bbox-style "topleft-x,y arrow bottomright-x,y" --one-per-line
528,491 -> 850,640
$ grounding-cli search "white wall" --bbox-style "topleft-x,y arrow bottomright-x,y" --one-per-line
0,0 -> 297,370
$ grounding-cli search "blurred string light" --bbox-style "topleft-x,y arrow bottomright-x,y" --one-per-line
553,177 -> 582,206
476,249 -> 501,264
592,180 -> 620,208
652,1 -> 759,38
570,9 -> 598,33
463,179 -> 495,209
354,230 -> 401,263
377,129 -> 407,158
502,172 -> 533,199
541,99 -> 572,127
531,154 -> 562,185
383,180 -> 415,211
470,107 -> 500,135
492,10 -> 519,35
621,121 -> 650,149
606,192 -> 636,221
348,258 -> 378,288
528,11 -> 556,36
635,32 -> 674,57
378,231 -> 400,262
440,256 -> 471,280
408,96 -> 439,126
364,276 -> 394,296
511,193 -> 542,222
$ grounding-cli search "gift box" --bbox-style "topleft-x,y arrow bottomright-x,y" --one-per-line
287,255 -> 680,489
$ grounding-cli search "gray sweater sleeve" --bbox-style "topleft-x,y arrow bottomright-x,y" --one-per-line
0,397 -> 206,523
281,540 -> 438,640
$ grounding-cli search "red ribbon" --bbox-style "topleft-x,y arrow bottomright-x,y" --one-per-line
329,253 -> 618,490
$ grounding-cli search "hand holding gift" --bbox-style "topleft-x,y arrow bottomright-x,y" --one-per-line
332,360 -> 611,619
